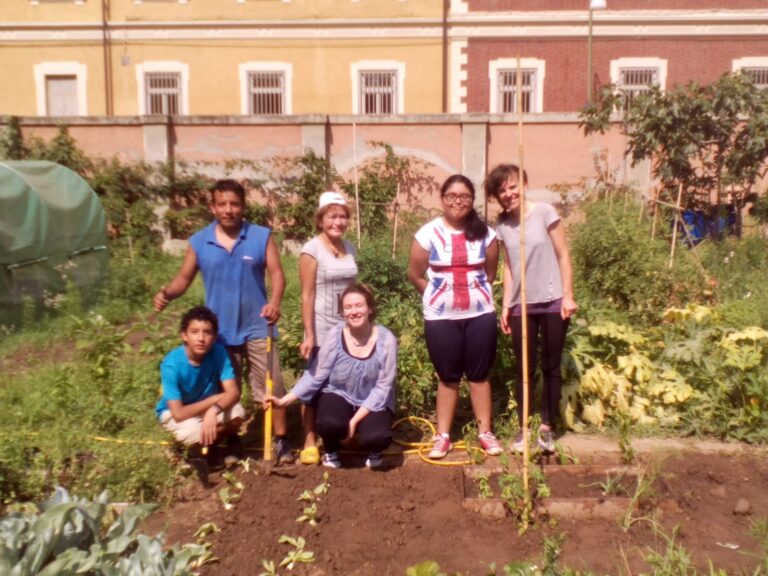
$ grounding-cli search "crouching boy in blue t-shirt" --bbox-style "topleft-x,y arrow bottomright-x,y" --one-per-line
156,306 -> 245,455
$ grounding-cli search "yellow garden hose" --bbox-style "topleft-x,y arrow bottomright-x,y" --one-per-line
389,415 -> 488,467
4,417 -> 490,467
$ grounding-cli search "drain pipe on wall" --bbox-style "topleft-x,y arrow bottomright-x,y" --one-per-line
441,0 -> 449,113
101,0 -> 114,116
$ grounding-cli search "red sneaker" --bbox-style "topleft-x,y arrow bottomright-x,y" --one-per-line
428,434 -> 452,459
478,431 -> 503,456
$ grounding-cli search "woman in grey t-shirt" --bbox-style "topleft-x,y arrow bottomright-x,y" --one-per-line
297,191 -> 358,464
486,164 -> 578,455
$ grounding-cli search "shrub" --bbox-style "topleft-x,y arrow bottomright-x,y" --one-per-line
269,149 -> 339,241
570,199 -> 707,324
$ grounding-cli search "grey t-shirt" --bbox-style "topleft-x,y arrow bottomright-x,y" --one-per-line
496,203 -> 563,307
301,236 -> 358,347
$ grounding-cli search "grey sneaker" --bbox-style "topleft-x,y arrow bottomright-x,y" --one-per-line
365,452 -> 383,469
274,437 -> 295,465
511,432 -> 525,453
322,452 -> 342,469
537,429 -> 556,454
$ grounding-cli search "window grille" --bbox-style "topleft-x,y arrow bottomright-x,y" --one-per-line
498,69 -> 536,113
618,67 -> 658,106
248,71 -> 285,115
45,75 -> 78,116
145,72 -> 180,115
359,70 -> 397,114
743,67 -> 768,89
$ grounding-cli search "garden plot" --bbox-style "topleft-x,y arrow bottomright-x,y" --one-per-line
143,437 -> 768,575
462,462 -> 640,520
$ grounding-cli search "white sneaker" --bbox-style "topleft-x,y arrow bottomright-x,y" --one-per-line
510,432 -> 525,453
322,452 -> 341,469
537,429 -> 556,454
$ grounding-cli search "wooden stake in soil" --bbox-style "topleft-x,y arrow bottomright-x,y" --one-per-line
353,121 -> 362,247
392,195 -> 400,259
516,56 -> 532,519
668,182 -> 684,270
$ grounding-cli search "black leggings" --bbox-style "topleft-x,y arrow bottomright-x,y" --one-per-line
509,312 -> 570,430
315,392 -> 393,454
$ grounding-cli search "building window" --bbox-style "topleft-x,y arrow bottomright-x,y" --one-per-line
45,76 -> 78,116
145,72 -> 180,115
33,61 -> 88,116
488,58 -> 545,114
136,61 -> 189,115
733,57 -> 768,90
742,67 -> 768,89
350,61 -> 405,114
610,58 -> 667,108
497,69 -> 536,113
249,72 -> 284,114
359,71 -> 397,115
239,62 -> 292,115
617,68 -> 658,106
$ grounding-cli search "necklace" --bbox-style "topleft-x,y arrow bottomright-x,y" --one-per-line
321,235 -> 345,258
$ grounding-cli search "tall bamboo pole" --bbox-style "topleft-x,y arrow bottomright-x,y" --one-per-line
516,57 -> 532,510
392,184 -> 400,259
353,121 -> 362,246
668,182 -> 684,269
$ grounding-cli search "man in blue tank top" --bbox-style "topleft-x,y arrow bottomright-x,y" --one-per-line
153,179 -> 293,464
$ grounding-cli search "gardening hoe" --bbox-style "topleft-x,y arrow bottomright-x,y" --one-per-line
191,447 -> 211,489
262,323 -> 275,473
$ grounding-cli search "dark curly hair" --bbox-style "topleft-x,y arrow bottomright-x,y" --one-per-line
440,174 -> 488,242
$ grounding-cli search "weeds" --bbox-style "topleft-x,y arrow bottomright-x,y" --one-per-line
219,471 -> 245,511
477,474 -> 493,500
622,467 -> 657,532
580,473 -> 628,496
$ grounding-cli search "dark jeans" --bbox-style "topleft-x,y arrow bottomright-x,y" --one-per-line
315,392 -> 393,454
509,312 -> 570,430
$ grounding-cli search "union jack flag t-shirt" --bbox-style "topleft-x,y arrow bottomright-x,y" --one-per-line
414,217 -> 497,321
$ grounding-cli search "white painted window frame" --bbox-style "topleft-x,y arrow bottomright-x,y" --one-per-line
610,57 -> 668,93
350,60 -> 406,115
33,61 -> 88,116
135,61 -> 189,115
29,1 -> 85,5
489,58 -> 546,114
238,62 -> 293,115
132,0 -> 189,5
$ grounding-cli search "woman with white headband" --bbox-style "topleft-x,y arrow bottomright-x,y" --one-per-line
297,191 -> 358,464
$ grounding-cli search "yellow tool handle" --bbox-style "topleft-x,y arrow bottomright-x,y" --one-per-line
263,324 -> 274,461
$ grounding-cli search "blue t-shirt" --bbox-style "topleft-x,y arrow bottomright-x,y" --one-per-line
189,221 -> 271,346
155,343 -> 235,419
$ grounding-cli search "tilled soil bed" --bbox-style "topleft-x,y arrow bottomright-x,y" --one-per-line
146,436 -> 768,575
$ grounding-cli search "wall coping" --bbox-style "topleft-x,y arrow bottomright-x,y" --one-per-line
2,112 -> 587,127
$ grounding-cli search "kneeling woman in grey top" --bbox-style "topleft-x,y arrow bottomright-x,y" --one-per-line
265,283 -> 396,469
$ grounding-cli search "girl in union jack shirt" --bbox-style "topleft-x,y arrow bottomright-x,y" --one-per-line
408,174 -> 503,459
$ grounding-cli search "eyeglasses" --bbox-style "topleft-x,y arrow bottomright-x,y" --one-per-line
443,193 -> 473,205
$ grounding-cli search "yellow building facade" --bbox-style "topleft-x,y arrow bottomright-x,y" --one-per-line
0,0 -> 446,117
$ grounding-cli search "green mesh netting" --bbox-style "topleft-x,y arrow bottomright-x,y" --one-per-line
0,161 -> 107,323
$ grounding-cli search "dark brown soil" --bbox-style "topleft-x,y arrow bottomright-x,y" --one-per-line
145,437 -> 768,575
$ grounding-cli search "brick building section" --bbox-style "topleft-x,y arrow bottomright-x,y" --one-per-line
466,37 -> 768,113
469,0 -> 765,11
